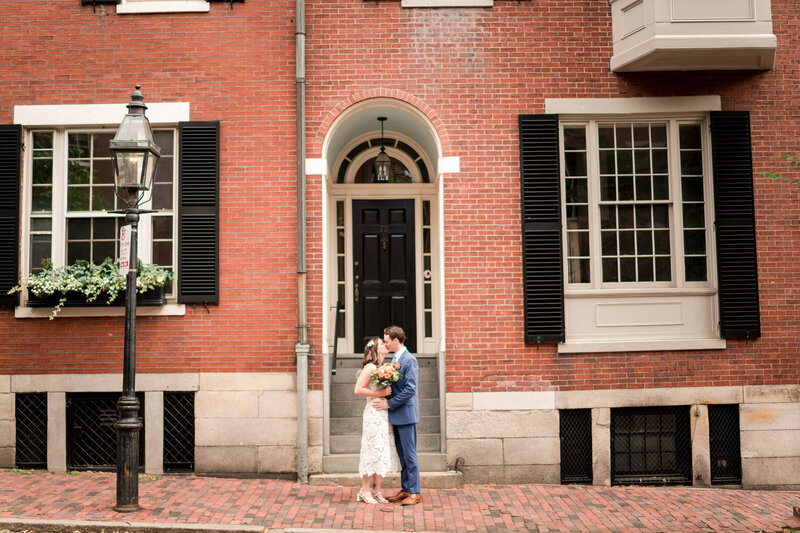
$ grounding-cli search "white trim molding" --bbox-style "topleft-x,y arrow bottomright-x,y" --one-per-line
545,96 -> 721,115
15,304 -> 186,319
438,156 -> 461,174
14,102 -> 191,126
402,0 -> 492,6
116,0 -> 209,14
305,158 -> 327,176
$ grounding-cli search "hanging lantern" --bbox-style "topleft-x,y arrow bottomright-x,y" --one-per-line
374,117 -> 390,183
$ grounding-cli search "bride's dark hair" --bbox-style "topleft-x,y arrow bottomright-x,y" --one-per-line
361,337 -> 382,368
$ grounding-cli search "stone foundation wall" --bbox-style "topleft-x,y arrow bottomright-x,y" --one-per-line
445,391 -> 560,484
445,385 -> 800,489
0,376 -> 12,467
3,372 -> 321,476
194,373 -> 322,474
740,385 -> 800,489
5,374 -> 798,489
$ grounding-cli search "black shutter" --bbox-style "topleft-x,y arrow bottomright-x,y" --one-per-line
0,125 -> 21,306
178,121 -> 219,304
710,111 -> 760,339
519,114 -> 564,343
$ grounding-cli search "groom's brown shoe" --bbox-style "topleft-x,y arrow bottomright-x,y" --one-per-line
400,494 -> 422,506
385,491 -> 410,503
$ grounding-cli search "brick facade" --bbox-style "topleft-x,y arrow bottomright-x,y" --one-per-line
1,0 -> 798,486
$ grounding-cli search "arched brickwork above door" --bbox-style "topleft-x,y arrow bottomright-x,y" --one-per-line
310,89 -> 451,159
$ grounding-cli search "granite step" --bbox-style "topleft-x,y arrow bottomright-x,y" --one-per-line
330,398 -> 439,418
310,470 -> 462,489
321,452 -> 448,474
330,414 -> 441,435
330,433 -> 441,454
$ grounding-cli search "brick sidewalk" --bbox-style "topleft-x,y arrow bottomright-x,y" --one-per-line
0,470 -> 798,532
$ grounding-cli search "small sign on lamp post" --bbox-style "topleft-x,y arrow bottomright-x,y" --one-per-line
119,224 -> 132,276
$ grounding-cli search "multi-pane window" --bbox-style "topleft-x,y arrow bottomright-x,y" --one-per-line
65,132 -> 121,264
562,119 -> 710,288
30,132 -> 54,273
678,124 -> 708,282
335,200 -> 346,337
25,128 -> 177,292
598,123 -> 671,283
422,200 -> 433,338
150,130 -> 176,288
563,127 -> 589,283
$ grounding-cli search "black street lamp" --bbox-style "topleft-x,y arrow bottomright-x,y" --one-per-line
109,85 -> 160,512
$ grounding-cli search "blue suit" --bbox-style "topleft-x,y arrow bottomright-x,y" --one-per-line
387,347 -> 420,494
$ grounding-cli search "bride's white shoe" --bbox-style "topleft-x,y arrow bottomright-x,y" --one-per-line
357,490 -> 378,504
372,492 -> 389,503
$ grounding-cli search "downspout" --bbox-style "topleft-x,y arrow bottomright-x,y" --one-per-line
295,0 -> 309,484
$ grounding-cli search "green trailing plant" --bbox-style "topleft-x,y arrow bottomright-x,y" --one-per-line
8,257 -> 173,319
760,155 -> 800,186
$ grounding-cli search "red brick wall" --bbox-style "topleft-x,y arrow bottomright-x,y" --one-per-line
1,0 -> 798,394
0,1 -> 301,375
304,0 -> 800,392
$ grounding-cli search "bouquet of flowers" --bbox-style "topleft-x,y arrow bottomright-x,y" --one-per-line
370,362 -> 402,389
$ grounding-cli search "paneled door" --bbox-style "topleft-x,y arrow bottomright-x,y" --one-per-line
352,199 -> 416,352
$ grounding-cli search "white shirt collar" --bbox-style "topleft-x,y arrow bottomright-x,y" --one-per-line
393,346 -> 407,363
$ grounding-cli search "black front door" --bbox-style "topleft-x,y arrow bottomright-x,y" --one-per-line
353,199 -> 416,353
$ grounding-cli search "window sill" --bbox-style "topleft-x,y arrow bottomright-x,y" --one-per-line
558,338 -> 726,354
15,303 -> 186,319
402,0 -> 492,6
116,1 -> 209,14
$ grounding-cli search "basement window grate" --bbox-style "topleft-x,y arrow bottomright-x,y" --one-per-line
15,393 -> 48,469
560,409 -> 592,484
611,406 -> 691,485
164,392 -> 195,472
67,392 -> 145,471
709,404 -> 741,484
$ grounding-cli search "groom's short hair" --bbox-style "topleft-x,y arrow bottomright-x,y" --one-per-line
384,325 -> 405,345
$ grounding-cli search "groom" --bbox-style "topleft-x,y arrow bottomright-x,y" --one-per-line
372,325 -> 421,505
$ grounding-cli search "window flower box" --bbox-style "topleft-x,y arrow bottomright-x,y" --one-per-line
26,285 -> 166,308
9,258 -> 173,318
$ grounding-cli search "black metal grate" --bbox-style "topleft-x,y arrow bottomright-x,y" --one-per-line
67,393 -> 144,471
560,409 -> 592,484
164,392 -> 195,472
709,404 -> 742,484
611,406 -> 692,485
15,393 -> 48,469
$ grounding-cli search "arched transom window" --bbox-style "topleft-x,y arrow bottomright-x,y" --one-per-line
336,136 -> 431,184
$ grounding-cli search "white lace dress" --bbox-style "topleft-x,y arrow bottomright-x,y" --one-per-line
358,363 -> 400,477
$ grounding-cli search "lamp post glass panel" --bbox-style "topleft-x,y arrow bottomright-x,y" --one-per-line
109,85 -> 160,512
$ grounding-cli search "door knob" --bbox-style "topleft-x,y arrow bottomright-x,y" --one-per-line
354,283 -> 359,302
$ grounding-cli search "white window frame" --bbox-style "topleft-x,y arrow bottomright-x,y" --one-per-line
13,103 -> 189,318
402,0 -> 492,6
116,0 -> 209,15
546,96 -> 726,353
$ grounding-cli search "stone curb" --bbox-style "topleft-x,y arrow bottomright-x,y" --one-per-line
0,518 -> 264,533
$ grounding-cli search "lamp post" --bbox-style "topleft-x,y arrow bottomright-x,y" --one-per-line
109,85 -> 160,512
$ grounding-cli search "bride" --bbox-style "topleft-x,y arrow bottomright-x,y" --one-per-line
353,337 -> 399,503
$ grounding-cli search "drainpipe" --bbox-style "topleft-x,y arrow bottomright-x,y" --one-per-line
295,0 -> 309,484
